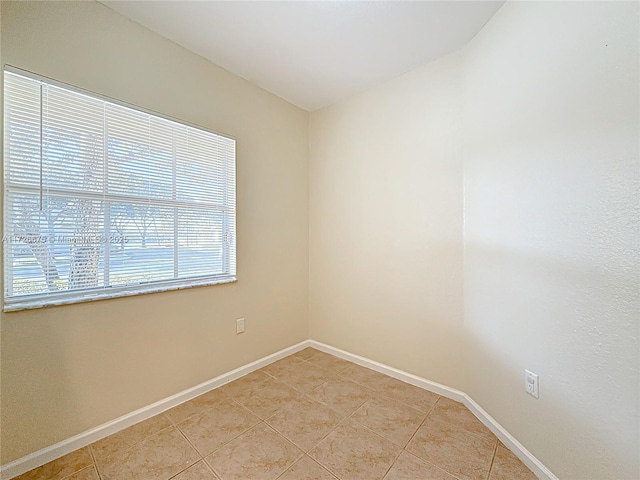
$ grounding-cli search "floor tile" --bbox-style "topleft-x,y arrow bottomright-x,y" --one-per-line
262,356 -> 306,378
351,396 -> 426,446
376,378 -> 440,413
176,398 -> 260,456
309,420 -> 401,480
90,414 -> 172,461
170,460 -> 220,480
206,423 -> 303,480
277,455 -> 337,480
293,347 -> 321,361
165,388 -> 229,424
406,415 -> 497,480
307,377 -> 372,417
14,352 -> 533,480
266,396 -> 343,451
234,377 -> 301,419
383,451 -> 457,480
338,364 -> 393,391
489,444 -> 537,480
215,371 -> 271,399
274,362 -> 332,394
63,466 -> 100,480
430,397 -> 496,442
305,351 -> 353,374
13,447 -> 93,480
96,426 -> 199,480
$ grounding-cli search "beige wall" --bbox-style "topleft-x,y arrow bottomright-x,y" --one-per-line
2,1 -> 639,478
309,1 -> 638,479
309,51 -> 467,390
463,2 -> 639,479
0,1 -> 309,463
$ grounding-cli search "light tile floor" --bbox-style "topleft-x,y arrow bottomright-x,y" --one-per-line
15,348 -> 537,480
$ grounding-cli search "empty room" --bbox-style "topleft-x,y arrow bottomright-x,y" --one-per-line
0,1 -> 638,479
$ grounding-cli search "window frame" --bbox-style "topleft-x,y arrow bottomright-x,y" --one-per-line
3,66 -> 237,312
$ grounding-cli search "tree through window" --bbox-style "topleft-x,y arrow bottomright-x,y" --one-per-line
3,68 -> 236,310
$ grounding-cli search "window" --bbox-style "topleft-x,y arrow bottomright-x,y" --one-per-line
3,68 -> 236,311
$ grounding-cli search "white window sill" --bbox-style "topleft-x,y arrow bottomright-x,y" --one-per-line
3,276 -> 237,312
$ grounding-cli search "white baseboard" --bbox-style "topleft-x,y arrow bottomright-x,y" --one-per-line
2,339 -> 557,480
309,340 -> 559,480
462,395 -> 559,480
308,340 -> 467,402
0,341 -> 311,480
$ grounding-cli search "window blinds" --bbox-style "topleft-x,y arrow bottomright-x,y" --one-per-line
3,68 -> 236,310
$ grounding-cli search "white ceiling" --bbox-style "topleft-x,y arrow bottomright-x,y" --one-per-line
102,1 -> 504,111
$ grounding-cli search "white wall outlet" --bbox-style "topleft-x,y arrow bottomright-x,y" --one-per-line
236,318 -> 245,334
525,369 -> 539,398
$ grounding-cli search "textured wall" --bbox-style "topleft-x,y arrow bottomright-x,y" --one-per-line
309,51 -> 466,390
463,2 -> 639,478
2,2 -> 639,478
309,1 -> 639,478
0,1 -> 309,463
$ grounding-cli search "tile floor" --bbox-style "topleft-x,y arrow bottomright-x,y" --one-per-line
15,348 -> 537,480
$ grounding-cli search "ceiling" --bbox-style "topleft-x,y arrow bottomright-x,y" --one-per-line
102,1 -> 504,111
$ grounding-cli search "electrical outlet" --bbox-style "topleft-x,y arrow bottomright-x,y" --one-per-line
525,370 -> 539,398
236,318 -> 245,334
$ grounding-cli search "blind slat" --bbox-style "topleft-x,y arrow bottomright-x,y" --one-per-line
4,69 -> 236,310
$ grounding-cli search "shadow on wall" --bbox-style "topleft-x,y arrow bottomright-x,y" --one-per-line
464,241 -> 639,480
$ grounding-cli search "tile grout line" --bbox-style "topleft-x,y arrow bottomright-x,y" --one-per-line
169,364 -> 324,468
398,395 -> 444,476
88,445 -> 106,480
16,348 -> 521,480
262,360 -> 353,455
420,396 -> 501,443
373,384 -> 416,480
86,445 -> 103,480
311,406 -> 403,480
430,409 -> 500,444
380,447 -> 405,480
179,400 -> 262,459
193,353 -> 496,480
201,421 -> 271,472
261,422 -> 307,478
202,456 -> 223,480
485,440 -> 499,480
396,393 -> 440,450
173,423 -> 205,464
197,460 -> 221,480
348,397 -> 432,449
90,414 -> 175,463
400,449 -> 467,480
286,353 -> 442,470
400,395 -> 497,480
297,367 -> 369,479
58,464 -> 97,480
392,395 -> 472,480
92,424 -> 200,480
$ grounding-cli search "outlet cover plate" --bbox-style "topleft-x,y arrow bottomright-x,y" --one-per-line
236,318 -> 245,334
525,369 -> 539,398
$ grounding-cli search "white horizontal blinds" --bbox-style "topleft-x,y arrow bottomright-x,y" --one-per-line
106,104 -> 173,200
175,126 -> 236,278
225,141 -> 236,276
4,74 -> 41,188
104,104 -> 174,287
44,82 -> 104,194
5,73 -> 107,297
4,74 -> 40,297
4,69 -> 236,307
